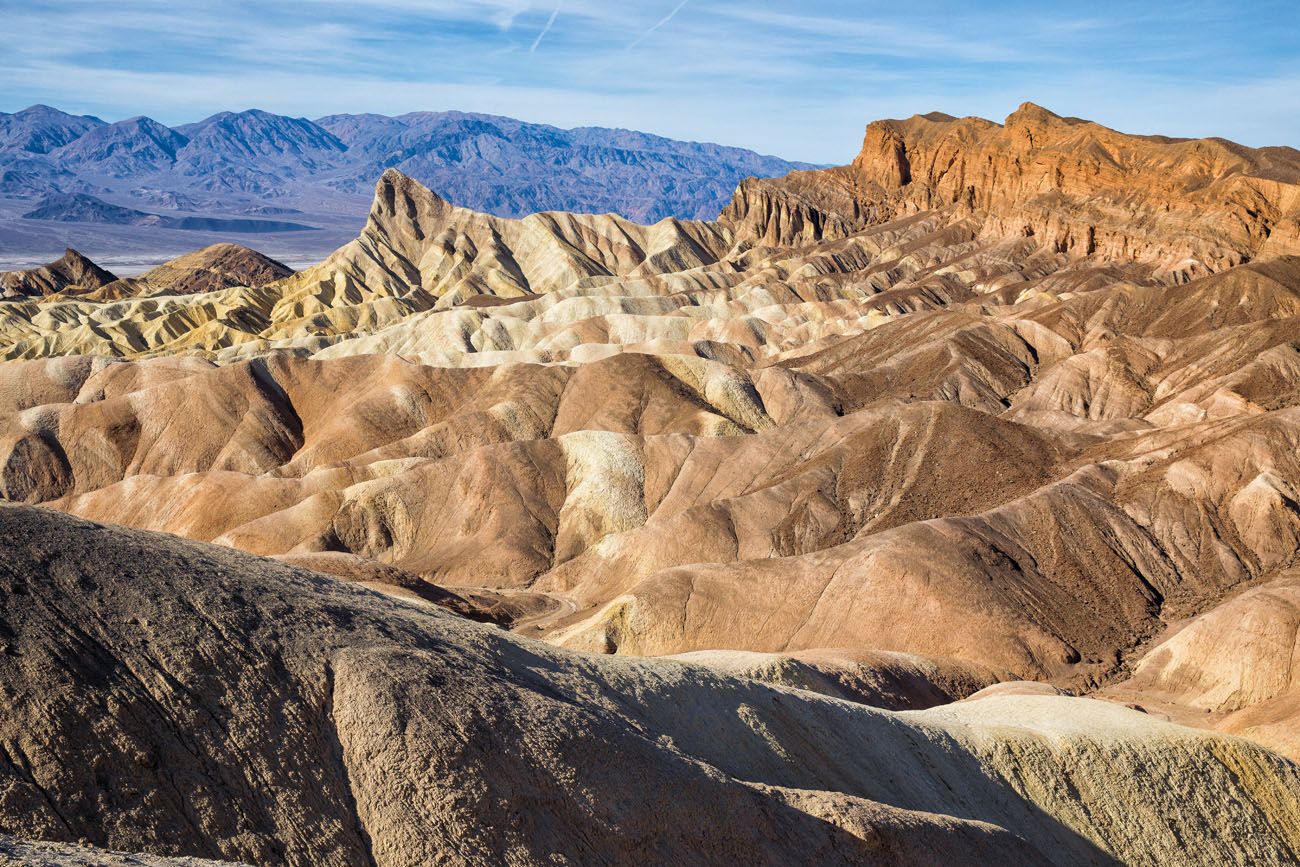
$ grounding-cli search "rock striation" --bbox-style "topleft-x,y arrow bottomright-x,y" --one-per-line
1,505 -> 1298,866
103,243 -> 294,297
728,103 -> 1300,281
0,248 -> 117,299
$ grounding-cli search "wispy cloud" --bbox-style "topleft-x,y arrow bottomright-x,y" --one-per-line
2,0 -> 1298,163
530,2 -> 561,52
626,0 -> 690,51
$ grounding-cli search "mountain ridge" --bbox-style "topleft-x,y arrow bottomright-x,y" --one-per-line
20,191 -> 317,233
0,104 -> 105,154
0,104 -> 820,228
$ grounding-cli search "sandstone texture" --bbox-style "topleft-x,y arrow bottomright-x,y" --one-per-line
0,835 -> 246,866
1,505 -> 1299,866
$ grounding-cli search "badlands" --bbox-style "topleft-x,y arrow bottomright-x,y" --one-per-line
3,103 -> 1300,864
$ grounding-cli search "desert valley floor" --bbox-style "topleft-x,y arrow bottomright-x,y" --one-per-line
2,103 -> 1300,864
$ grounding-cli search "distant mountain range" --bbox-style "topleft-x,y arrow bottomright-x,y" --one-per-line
21,192 -> 315,233
0,104 -> 818,227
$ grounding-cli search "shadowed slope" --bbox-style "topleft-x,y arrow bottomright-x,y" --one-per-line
0,248 -> 117,299
2,505 -> 1299,865
101,244 -> 294,298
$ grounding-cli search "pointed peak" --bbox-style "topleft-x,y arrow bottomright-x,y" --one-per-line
371,169 -> 451,224
60,247 -> 115,276
375,168 -> 446,201
1006,102 -> 1064,126
54,248 -> 112,276
20,104 -> 66,115
0,247 -> 118,297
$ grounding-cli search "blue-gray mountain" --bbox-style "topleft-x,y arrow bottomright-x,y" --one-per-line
0,104 -> 817,223
21,192 -> 315,233
0,104 -> 105,154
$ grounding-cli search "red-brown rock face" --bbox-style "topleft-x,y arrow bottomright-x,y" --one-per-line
728,103 -> 1300,282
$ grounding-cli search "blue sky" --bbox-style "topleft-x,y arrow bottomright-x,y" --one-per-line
1,0 -> 1297,163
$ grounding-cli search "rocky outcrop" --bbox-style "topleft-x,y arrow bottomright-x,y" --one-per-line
101,243 -> 294,297
10,100 -> 1300,357
8,109 -> 1300,826
719,167 -> 868,248
0,248 -> 117,299
5,201 -> 1300,704
1107,570 -> 1300,761
265,167 -> 732,316
725,103 -> 1300,281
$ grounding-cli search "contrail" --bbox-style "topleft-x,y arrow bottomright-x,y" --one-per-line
530,2 -> 561,52
626,0 -> 690,50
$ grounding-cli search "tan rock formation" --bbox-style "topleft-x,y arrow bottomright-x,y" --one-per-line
99,243 -> 294,298
2,179 -> 1300,699
1104,571 -> 1300,761
2,505 -> 1298,866
735,103 -> 1300,280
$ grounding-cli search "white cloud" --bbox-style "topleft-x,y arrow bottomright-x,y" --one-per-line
626,0 -> 690,51
530,2 -> 561,52
2,0 -> 1297,164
